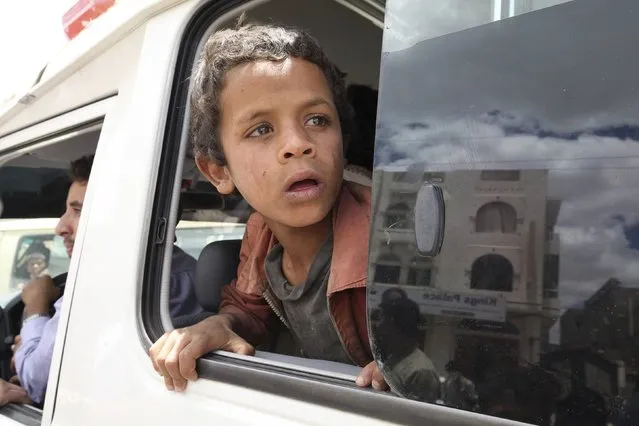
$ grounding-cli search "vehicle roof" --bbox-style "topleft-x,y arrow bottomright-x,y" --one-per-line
0,0 -> 187,134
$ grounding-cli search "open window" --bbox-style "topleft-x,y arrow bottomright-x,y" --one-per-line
0,120 -> 101,423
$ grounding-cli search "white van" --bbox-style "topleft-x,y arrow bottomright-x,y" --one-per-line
0,0 -> 636,425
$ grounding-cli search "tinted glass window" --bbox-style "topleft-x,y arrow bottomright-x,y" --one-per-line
370,0 -> 639,424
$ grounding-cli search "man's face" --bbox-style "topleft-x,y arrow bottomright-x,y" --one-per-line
198,58 -> 344,231
55,181 -> 87,257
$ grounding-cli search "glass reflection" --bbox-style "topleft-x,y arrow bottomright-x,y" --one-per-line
370,0 -> 639,424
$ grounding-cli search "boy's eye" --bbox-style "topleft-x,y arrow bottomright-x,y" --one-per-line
306,115 -> 329,127
248,124 -> 273,138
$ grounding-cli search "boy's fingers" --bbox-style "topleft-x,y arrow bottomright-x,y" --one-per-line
179,341 -> 202,382
163,375 -> 175,391
356,361 -> 375,387
164,337 -> 191,392
371,365 -> 388,391
154,336 -> 176,387
227,336 -> 255,356
149,333 -> 169,374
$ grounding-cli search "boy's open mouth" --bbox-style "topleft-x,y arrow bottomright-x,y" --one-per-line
283,170 -> 324,202
287,178 -> 319,192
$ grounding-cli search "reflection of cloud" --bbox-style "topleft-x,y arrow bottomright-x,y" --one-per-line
382,0 -> 494,52
484,110 -> 639,142
375,114 -> 639,309
375,114 -> 639,171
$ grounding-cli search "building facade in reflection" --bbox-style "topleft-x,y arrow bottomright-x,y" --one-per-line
369,168 -> 561,378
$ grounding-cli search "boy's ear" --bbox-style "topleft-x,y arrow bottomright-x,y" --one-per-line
195,155 -> 236,195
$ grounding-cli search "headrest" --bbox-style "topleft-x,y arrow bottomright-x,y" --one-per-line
195,239 -> 242,313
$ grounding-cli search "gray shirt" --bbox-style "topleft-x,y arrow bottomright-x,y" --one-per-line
264,234 -> 353,364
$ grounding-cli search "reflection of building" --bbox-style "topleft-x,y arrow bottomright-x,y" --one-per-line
369,168 -> 561,377
559,278 -> 639,395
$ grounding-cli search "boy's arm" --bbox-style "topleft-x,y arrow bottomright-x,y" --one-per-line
150,216 -> 274,392
219,283 -> 274,347
218,215 -> 276,345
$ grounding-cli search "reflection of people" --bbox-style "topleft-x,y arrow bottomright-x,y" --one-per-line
24,252 -> 48,280
15,242 -> 50,285
15,155 -> 201,404
149,23 -> 387,394
375,288 -> 441,403
442,361 -> 479,411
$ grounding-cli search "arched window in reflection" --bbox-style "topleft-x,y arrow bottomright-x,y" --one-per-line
475,202 -> 517,233
471,254 -> 514,292
374,253 -> 401,284
385,203 -> 411,229
406,257 -> 432,286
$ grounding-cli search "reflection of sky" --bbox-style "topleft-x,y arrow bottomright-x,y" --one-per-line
382,0 -> 576,52
383,0 -> 493,52
376,112 -> 639,309
374,0 -> 639,308
376,111 -> 639,307
625,225 -> 639,250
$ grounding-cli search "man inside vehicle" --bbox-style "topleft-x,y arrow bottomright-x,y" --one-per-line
14,154 -> 202,405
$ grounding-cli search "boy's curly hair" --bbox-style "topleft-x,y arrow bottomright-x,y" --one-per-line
190,22 -> 353,165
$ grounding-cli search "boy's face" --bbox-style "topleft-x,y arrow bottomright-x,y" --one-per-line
198,58 -> 344,229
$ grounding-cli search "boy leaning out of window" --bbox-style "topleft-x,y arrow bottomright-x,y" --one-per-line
150,22 -> 388,393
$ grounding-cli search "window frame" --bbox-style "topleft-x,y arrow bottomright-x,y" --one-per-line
0,115 -> 108,426
138,1 -> 524,424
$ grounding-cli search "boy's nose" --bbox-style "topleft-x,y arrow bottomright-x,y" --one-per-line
278,126 -> 315,161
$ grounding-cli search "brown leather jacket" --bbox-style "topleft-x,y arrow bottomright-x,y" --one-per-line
219,182 -> 373,366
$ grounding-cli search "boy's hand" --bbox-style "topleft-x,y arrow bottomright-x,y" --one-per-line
149,314 -> 254,392
356,361 -> 389,391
